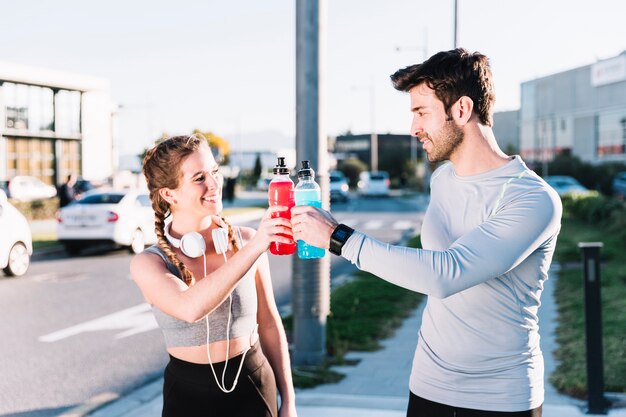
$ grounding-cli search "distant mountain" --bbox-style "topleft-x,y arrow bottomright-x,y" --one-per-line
118,154 -> 142,172
224,129 -> 294,152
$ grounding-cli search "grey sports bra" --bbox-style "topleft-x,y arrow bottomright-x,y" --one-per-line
143,233 -> 257,348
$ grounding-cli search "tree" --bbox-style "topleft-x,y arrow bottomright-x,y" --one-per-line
337,157 -> 368,188
253,153 -> 263,182
193,129 -> 231,164
137,131 -> 232,167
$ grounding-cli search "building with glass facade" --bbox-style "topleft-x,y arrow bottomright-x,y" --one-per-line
0,62 -> 116,187
520,51 -> 626,165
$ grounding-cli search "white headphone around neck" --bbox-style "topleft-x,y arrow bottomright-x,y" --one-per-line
164,221 -> 229,258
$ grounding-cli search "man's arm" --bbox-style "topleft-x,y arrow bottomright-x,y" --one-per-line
292,189 -> 562,299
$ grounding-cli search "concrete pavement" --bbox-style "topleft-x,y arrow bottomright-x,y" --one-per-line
82,264 -> 625,417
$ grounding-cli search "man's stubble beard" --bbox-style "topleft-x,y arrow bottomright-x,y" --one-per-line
426,120 -> 464,163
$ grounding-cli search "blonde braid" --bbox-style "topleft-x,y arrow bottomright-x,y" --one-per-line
220,216 -> 240,254
152,192 -> 195,286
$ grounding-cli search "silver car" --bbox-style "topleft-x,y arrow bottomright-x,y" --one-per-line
57,189 -> 157,255
0,190 -> 33,276
358,171 -> 390,197
330,170 -> 350,202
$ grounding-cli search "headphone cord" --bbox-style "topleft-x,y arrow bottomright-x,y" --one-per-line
204,252 -> 251,393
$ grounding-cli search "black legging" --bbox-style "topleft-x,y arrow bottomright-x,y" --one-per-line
407,392 -> 542,417
162,342 -> 277,417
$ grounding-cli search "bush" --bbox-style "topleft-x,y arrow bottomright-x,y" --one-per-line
10,198 -> 59,220
562,194 -> 624,225
337,157 -> 368,188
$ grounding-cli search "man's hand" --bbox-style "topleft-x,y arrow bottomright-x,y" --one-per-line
290,205 -> 339,250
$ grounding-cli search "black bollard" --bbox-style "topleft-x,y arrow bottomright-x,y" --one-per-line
578,242 -> 608,415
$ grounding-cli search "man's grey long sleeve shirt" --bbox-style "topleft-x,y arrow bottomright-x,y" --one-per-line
341,156 -> 562,412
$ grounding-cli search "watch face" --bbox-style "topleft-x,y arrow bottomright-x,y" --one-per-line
335,229 -> 348,239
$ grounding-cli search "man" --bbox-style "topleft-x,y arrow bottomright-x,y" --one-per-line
291,48 -> 561,416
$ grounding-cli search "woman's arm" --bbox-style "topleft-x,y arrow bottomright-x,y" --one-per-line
130,206 -> 293,323
248,231 -> 297,417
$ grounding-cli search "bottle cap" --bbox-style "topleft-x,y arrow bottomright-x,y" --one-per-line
298,160 -> 315,179
273,157 -> 290,175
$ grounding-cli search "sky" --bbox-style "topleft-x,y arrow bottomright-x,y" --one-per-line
1,0 -> 625,157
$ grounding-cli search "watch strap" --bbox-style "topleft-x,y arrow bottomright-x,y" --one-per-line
329,224 -> 354,256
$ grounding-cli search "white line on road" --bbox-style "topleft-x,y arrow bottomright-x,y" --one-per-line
340,218 -> 358,228
39,303 -> 158,343
361,220 -> 384,230
392,220 -> 414,230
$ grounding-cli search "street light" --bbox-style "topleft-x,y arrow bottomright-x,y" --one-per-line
395,32 -> 429,191
351,77 -> 377,171
454,0 -> 459,48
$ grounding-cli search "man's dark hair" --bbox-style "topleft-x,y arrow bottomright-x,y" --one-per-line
390,48 -> 495,126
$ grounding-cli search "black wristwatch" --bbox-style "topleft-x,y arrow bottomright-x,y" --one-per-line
329,224 -> 354,256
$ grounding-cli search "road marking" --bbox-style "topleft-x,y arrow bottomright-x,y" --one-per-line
392,220 -> 414,230
361,220 -> 384,230
38,303 -> 158,343
32,272 -> 89,283
57,392 -> 119,417
339,218 -> 358,228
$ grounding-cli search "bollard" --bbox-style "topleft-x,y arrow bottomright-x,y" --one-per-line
578,242 -> 608,415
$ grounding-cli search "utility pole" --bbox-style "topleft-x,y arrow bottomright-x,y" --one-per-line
453,0 -> 459,48
370,77 -> 378,171
293,0 -> 329,367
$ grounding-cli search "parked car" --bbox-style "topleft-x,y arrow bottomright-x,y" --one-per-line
75,177 -> 95,195
57,189 -> 157,255
544,175 -> 593,197
0,189 -> 33,277
329,170 -> 350,202
7,175 -> 57,202
612,171 -> 626,200
358,171 -> 390,197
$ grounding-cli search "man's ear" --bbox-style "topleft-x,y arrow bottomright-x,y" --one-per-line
159,188 -> 177,206
452,96 -> 474,125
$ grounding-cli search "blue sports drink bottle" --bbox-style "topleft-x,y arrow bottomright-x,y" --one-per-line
294,160 -> 325,259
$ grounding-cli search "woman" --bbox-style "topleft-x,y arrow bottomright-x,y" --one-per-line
131,134 -> 297,417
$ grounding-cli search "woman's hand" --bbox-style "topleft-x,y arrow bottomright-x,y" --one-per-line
249,205 -> 295,253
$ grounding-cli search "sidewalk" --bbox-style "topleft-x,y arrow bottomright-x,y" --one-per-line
82,264 -> 625,417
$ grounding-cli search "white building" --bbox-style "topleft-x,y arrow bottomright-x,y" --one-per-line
520,51 -> 626,165
0,62 -> 116,187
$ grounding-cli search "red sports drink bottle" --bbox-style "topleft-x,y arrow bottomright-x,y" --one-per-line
268,157 -> 296,255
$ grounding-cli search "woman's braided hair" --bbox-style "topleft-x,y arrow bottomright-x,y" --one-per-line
142,134 -> 240,286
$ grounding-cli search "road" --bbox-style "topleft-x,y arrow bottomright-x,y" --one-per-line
0,193 -> 428,416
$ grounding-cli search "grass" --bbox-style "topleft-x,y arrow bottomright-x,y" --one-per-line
551,216 -> 626,397
287,235 -> 423,388
32,231 -> 58,251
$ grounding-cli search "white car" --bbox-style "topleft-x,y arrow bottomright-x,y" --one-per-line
57,189 -> 157,255
7,175 -> 57,202
0,190 -> 33,276
358,171 -> 390,197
